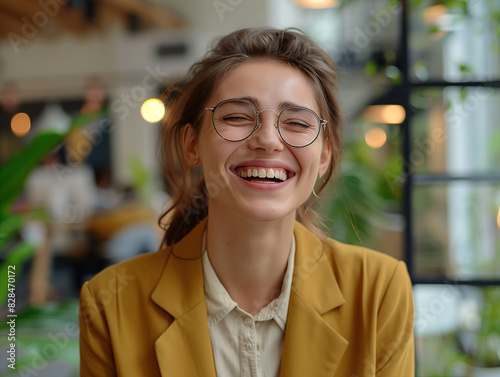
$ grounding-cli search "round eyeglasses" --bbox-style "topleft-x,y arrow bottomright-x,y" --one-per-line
204,99 -> 327,148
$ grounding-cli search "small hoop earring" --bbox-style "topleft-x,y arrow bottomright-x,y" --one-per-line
312,174 -> 325,198
191,158 -> 199,166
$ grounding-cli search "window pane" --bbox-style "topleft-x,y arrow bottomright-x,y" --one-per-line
410,87 -> 500,175
413,182 -> 500,279
414,285 -> 500,376
409,0 -> 500,82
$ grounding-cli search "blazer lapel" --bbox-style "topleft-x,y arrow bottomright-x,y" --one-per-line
151,220 -> 217,377
154,302 -> 216,377
280,222 -> 348,377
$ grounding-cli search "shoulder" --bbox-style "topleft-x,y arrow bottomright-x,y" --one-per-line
327,237 -> 404,276
328,238 -> 410,294
294,221 -> 410,294
294,221 -> 403,270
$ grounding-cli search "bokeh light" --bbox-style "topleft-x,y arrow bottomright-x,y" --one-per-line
363,105 -> 406,124
140,98 -> 165,123
423,4 -> 448,25
11,112 -> 31,137
294,0 -> 339,9
365,126 -> 387,149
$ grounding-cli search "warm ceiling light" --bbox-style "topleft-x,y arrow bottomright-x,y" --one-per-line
497,206 -> 500,229
365,126 -> 387,149
363,105 -> 406,124
140,98 -> 165,123
11,112 -> 31,137
294,0 -> 339,9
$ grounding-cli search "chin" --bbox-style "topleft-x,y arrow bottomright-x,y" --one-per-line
231,200 -> 299,223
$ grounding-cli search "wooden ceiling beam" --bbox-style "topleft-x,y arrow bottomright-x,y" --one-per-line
0,11 -> 25,37
0,0 -> 92,35
0,0 -> 53,21
94,3 -> 129,29
0,0 -> 184,41
97,0 -> 184,29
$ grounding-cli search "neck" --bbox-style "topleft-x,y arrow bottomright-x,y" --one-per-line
205,208 -> 295,315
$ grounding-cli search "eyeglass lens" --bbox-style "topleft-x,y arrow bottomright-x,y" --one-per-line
212,100 -> 321,147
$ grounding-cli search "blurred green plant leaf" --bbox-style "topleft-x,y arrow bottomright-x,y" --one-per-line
409,0 -> 426,7
128,156 -> 150,198
0,302 -> 80,376
0,132 -> 65,220
446,0 -> 468,12
427,25 -> 441,34
323,170 -> 383,246
0,301 -> 78,331
458,63 -> 473,74
0,215 -> 23,251
364,59 -> 378,77
0,241 -> 36,304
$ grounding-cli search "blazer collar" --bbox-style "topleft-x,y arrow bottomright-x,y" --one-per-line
279,222 -> 348,377
290,221 -> 345,313
151,219 -> 348,377
152,219 -> 207,317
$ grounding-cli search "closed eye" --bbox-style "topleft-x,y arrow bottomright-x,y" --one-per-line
281,119 -> 311,128
221,114 -> 255,125
223,116 -> 252,121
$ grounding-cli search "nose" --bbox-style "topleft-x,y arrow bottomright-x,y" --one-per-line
247,109 -> 284,151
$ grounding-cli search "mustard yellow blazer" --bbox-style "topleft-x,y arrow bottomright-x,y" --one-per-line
79,219 -> 414,376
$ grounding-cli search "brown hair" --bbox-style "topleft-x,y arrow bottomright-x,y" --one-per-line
158,27 -> 342,246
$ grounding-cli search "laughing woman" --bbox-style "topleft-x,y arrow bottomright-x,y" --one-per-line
79,28 -> 415,377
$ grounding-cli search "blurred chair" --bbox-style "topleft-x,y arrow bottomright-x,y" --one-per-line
102,222 -> 159,265
86,201 -> 160,268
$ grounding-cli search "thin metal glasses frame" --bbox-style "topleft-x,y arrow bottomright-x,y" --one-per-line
204,98 -> 327,148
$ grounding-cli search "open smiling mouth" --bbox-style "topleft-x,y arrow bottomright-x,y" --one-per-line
234,167 -> 292,183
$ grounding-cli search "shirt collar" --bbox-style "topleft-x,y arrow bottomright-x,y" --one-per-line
203,235 -> 295,331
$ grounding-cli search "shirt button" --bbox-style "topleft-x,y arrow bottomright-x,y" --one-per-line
243,341 -> 252,350
244,318 -> 253,327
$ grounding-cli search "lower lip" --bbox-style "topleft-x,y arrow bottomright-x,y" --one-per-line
234,173 -> 291,191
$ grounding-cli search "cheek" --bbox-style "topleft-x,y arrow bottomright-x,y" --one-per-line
298,149 -> 322,173
200,142 -> 235,190
202,159 -> 229,200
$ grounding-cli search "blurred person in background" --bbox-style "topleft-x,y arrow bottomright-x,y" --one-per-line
24,152 -> 96,304
80,27 -> 414,377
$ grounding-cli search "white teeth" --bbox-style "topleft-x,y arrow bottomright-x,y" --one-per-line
237,167 -> 288,181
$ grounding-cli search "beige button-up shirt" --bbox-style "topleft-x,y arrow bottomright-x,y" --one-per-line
202,238 -> 295,377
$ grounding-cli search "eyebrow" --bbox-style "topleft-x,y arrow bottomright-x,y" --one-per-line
234,96 -> 305,110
